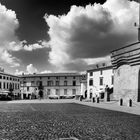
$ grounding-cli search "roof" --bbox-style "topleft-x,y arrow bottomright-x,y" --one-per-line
0,72 -> 20,78
19,72 -> 83,78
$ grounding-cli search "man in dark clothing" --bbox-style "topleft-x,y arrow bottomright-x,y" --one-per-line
105,85 -> 110,101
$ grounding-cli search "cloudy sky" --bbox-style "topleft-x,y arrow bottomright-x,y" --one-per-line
0,0 -> 139,75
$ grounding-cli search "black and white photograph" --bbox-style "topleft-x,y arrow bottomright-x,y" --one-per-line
0,0 -> 140,139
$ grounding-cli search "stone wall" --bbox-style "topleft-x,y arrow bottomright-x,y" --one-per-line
113,65 -> 140,102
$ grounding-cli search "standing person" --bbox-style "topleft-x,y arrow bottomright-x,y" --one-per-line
105,85 -> 110,102
90,92 -> 92,99
96,91 -> 100,103
92,91 -> 96,103
85,90 -> 87,99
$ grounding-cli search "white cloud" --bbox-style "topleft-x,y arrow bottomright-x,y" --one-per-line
0,3 -> 19,49
15,69 -> 24,75
26,64 -> 38,74
44,0 -> 139,71
83,55 -> 111,65
9,40 -> 49,52
41,70 -> 52,74
0,3 -> 50,68
0,50 -> 20,67
0,3 -> 20,67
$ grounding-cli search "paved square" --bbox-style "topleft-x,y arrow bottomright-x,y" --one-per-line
0,102 -> 140,140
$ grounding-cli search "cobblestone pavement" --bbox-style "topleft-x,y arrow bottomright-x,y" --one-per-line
0,103 -> 140,140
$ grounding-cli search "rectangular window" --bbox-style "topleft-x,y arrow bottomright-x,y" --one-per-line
27,86 -> 29,91
64,89 -> 67,95
73,76 -> 76,79
73,81 -> 76,86
89,79 -> 93,86
100,77 -> 103,85
47,89 -> 51,95
56,76 -> 59,79
3,76 -> 5,79
31,81 -> 34,86
65,76 -> 67,79
100,70 -> 103,75
72,89 -> 76,95
111,76 -> 114,85
3,82 -> 5,89
7,83 -> 9,89
47,81 -> 50,86
23,81 -> 26,86
56,81 -> 59,86
0,75 -> 2,79
7,77 -> 9,80
15,83 -> 17,90
64,81 -> 67,86
13,83 -> 14,89
90,72 -> 93,76
56,89 -> 59,95
47,81 -> 53,86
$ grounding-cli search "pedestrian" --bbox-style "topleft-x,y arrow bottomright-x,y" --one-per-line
92,92 -> 96,103
96,91 -> 100,103
105,85 -> 110,101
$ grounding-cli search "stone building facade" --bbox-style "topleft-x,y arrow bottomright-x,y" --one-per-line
20,73 -> 86,99
87,63 -> 114,99
0,68 -> 20,97
111,42 -> 140,102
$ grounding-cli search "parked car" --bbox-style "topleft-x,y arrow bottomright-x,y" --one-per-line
60,95 -> 75,99
48,94 -> 59,99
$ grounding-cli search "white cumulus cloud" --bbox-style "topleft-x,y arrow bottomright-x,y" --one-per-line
26,64 -> 38,74
44,0 -> 139,71
0,3 -> 20,67
41,70 -> 52,74
15,69 -> 24,75
1,50 -> 20,67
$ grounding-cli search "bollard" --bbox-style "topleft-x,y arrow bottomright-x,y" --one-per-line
93,97 -> 95,103
97,97 -> 99,103
129,99 -> 132,107
120,98 -> 123,106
